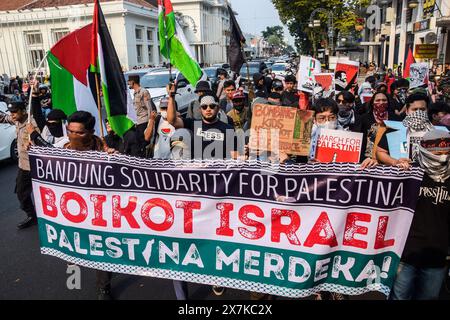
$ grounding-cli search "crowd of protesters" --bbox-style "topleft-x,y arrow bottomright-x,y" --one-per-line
1,59 -> 450,301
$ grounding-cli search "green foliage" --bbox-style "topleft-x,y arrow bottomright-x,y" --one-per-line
272,0 -> 370,54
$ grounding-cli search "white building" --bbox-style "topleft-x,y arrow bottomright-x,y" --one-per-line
0,0 -> 160,77
170,0 -> 231,66
363,0 -> 449,70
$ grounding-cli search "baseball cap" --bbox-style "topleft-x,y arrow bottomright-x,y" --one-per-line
7,102 -> 26,113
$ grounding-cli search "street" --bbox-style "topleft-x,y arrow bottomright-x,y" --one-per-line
0,159 -> 447,301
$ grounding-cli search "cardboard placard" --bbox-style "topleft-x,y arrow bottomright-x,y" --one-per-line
249,104 -> 298,153
290,110 -> 315,156
314,129 -> 363,163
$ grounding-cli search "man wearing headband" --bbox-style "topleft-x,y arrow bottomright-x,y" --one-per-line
390,129 -> 450,300
167,83 -> 237,161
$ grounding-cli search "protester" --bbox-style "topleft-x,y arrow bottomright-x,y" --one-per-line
384,69 -> 396,94
219,80 -> 236,113
128,74 -> 152,156
187,80 -> 212,120
0,101 -> 40,229
376,93 -> 433,166
167,84 -> 237,161
389,129 -> 450,300
281,75 -> 299,107
336,91 -> 362,132
390,79 -> 410,118
360,91 -> 397,161
144,97 -> 176,159
428,101 -> 450,126
227,90 -> 249,130
39,84 -> 52,118
253,73 -> 268,99
27,109 -> 69,148
216,69 -> 229,100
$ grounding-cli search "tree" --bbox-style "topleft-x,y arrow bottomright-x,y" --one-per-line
272,0 -> 370,55
262,26 -> 284,41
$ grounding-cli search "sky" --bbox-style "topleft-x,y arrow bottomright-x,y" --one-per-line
229,0 -> 295,46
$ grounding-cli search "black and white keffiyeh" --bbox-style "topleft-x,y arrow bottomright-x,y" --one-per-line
403,110 -> 433,132
417,145 -> 450,182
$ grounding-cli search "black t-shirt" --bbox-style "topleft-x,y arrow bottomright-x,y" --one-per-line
402,174 -> 450,268
183,118 -> 237,159
281,90 -> 299,107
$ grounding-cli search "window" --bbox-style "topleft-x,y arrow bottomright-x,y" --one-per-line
406,8 -> 413,23
147,28 -> 154,42
29,49 -> 45,69
26,32 -> 43,45
52,29 -> 69,44
396,1 -> 402,26
136,45 -> 143,64
148,45 -> 154,64
135,27 -> 143,41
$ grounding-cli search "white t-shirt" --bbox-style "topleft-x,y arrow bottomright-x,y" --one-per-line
153,117 -> 175,159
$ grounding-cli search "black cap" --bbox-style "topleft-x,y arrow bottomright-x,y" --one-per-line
253,73 -> 264,83
272,80 -> 283,90
217,68 -> 228,76
128,75 -> 140,83
195,81 -> 211,93
7,101 -> 26,113
47,109 -> 67,121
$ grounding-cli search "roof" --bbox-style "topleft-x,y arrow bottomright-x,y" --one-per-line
0,0 -> 155,11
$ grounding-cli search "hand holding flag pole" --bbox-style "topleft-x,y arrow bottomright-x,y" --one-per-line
27,52 -> 49,124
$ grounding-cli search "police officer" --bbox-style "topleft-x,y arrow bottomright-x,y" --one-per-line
128,75 -> 152,156
0,101 -> 40,229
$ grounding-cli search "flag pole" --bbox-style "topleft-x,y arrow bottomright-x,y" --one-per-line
241,42 -> 254,101
28,51 -> 49,124
163,3 -> 173,82
94,72 -> 105,139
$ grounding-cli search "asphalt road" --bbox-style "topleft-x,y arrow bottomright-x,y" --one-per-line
0,159 -> 447,300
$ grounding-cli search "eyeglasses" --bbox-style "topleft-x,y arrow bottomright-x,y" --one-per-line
316,115 -> 337,122
201,104 -> 217,110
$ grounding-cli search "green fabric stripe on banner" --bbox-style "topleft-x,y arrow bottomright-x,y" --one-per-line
101,82 -> 134,137
47,52 -> 77,116
38,218 -> 400,293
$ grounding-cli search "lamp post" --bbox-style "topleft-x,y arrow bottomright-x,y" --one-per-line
408,0 -> 419,9
309,8 -> 334,57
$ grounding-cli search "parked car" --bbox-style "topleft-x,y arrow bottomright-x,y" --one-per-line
124,68 -> 165,82
239,62 -> 264,83
140,69 -> 197,116
0,101 -> 18,161
271,63 -> 288,77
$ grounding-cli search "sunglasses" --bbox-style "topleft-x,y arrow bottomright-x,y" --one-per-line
201,104 -> 217,110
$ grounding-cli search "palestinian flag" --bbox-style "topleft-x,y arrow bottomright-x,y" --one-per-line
403,47 -> 416,80
91,0 -> 135,137
158,0 -> 203,85
47,24 -> 103,135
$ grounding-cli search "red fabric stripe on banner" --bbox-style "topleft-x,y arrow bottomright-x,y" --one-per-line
50,24 -> 93,86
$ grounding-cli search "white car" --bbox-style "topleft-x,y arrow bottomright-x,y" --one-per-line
0,102 -> 18,161
271,63 -> 288,77
140,69 -> 197,115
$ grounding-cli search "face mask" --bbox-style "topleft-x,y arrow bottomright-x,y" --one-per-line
160,111 -> 168,119
403,109 -> 433,132
234,104 -> 244,112
68,134 -> 94,151
316,120 -> 338,130
47,122 -> 64,138
338,104 -> 353,117
417,145 -> 450,182
398,89 -> 408,104
373,102 -> 388,123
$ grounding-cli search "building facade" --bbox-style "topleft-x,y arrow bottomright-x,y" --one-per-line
170,0 -> 231,66
363,0 -> 449,71
0,0 -> 159,77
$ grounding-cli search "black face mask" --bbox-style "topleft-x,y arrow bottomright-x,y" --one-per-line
47,122 -> 64,138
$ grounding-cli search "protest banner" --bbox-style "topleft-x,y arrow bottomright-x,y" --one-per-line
297,56 -> 321,93
290,110 -> 315,156
249,104 -> 297,154
30,147 -> 424,298
314,129 -> 363,163
335,59 -> 359,92
313,73 -> 335,99
409,63 -> 429,89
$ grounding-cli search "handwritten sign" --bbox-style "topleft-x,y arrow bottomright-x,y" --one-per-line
249,104 -> 298,153
290,110 -> 315,156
